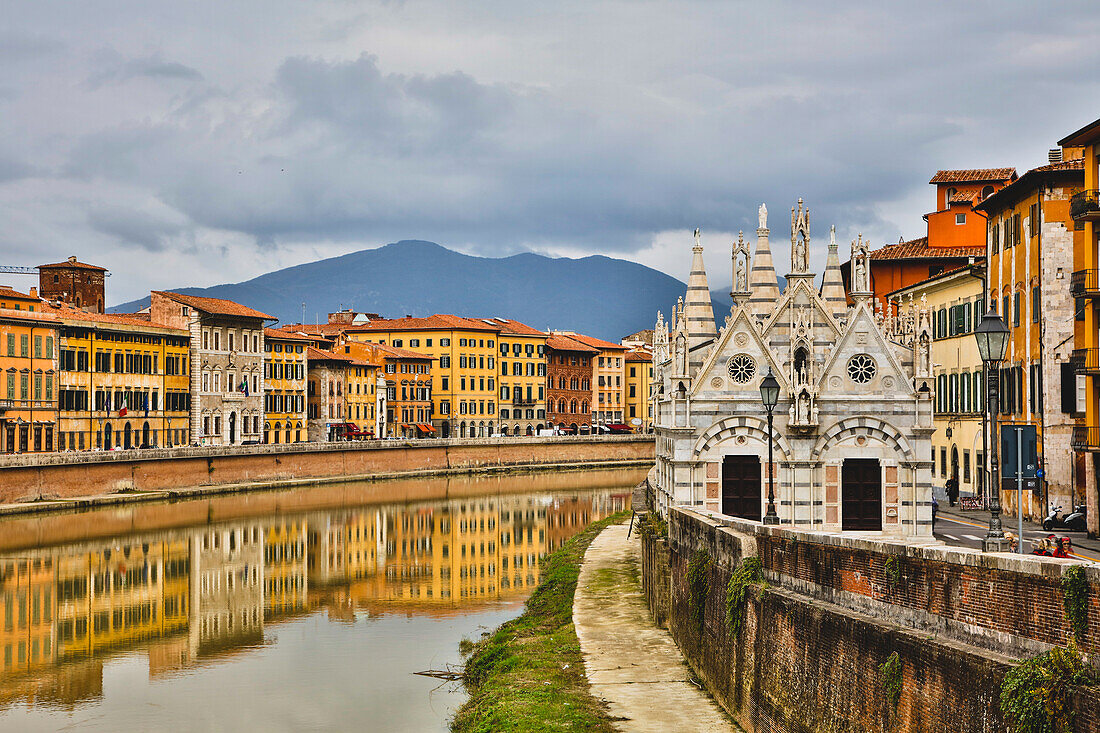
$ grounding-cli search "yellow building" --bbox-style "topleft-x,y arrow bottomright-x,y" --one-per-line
262,328 -> 309,444
890,266 -> 986,501
0,292 -> 58,454
263,519 -> 309,619
48,304 -> 191,451
487,318 -> 547,436
975,148 -> 1084,519
346,315 -> 500,439
344,355 -> 380,438
624,347 -> 653,433
0,553 -> 56,677
1059,117 -> 1100,533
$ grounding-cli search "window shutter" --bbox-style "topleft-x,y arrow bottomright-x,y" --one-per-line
1077,373 -> 1088,414
1060,363 -> 1076,414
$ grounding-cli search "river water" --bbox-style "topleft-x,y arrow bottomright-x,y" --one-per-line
0,467 -> 646,732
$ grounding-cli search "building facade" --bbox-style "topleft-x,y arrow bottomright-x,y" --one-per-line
976,153 -> 1084,519
0,297 -> 58,454
1059,117 -> 1100,534
654,206 -> 934,539
545,334 -> 596,434
889,266 -> 986,501
306,347 -> 351,442
51,305 -> 191,451
624,347 -> 653,432
569,334 -> 625,427
150,292 -> 272,447
491,318 -> 547,437
37,257 -> 108,314
262,329 -> 309,444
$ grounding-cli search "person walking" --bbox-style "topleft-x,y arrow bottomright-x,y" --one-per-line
945,476 -> 959,508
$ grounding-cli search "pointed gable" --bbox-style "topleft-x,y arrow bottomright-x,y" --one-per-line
689,304 -> 790,399
818,302 -> 915,399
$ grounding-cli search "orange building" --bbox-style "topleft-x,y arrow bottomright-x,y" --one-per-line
0,288 -> 58,454
341,341 -> 432,439
847,168 -> 1016,312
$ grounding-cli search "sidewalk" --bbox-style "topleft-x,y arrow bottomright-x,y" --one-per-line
937,503 -> 1100,555
573,521 -> 739,733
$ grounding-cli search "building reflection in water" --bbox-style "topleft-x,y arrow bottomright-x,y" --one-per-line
0,488 -> 626,710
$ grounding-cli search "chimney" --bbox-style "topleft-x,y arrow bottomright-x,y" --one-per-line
67,255 -> 77,264
1049,148 -> 1063,164
29,287 -> 37,299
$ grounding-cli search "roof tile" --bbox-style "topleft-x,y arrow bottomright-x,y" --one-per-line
929,168 -> 1016,184
869,237 -> 982,261
153,291 -> 275,321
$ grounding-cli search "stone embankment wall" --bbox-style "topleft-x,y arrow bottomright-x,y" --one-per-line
0,435 -> 653,505
640,505 -> 1100,733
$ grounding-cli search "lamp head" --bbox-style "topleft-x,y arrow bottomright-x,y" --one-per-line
974,310 -> 1009,363
759,368 -> 780,410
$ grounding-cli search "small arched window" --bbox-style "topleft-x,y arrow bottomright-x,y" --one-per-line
981,185 -> 994,199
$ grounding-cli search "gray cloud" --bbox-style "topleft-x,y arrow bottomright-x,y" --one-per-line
1,0 -> 1100,304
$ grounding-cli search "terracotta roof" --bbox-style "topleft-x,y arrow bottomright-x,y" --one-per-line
473,317 -> 545,337
38,258 -> 107,271
885,264 -> 983,298
370,342 -> 432,361
44,302 -> 186,333
1058,117 -> 1100,147
275,323 -> 347,337
974,158 -> 1085,213
568,333 -> 626,351
625,349 -> 652,362
546,334 -> 600,353
0,307 -> 58,325
0,287 -> 38,301
264,327 -> 316,342
306,346 -> 356,363
868,237 -> 982,261
153,291 -> 275,321
929,168 -> 1016,184
948,190 -> 981,205
352,314 -> 501,333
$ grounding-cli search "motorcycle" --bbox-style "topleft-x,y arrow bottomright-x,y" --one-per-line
1042,504 -> 1087,532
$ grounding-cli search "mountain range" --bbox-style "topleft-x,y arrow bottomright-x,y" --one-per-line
112,240 -> 737,341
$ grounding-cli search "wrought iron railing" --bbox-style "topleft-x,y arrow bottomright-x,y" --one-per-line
1070,190 -> 1100,220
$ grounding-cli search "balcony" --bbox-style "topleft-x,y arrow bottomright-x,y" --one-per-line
1072,426 -> 1100,452
1070,190 -> 1100,221
1071,269 -> 1100,298
1071,348 -> 1100,375
512,397 -> 537,407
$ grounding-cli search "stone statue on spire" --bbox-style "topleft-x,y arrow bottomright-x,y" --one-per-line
758,203 -> 768,231
790,198 -> 809,273
693,227 -> 701,251
732,231 -> 750,295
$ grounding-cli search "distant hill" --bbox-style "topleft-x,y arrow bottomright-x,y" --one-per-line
112,240 -> 733,341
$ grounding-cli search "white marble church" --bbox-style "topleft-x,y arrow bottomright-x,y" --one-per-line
652,201 -> 935,537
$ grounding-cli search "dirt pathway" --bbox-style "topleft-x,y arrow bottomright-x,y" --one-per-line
573,521 -> 739,732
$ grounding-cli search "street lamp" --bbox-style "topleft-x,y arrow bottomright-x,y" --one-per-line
760,368 -> 781,525
975,310 -> 1010,551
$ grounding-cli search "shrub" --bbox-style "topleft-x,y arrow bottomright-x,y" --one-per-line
880,651 -> 902,713
1061,565 -> 1089,641
725,556 -> 763,637
687,550 -> 711,634
999,642 -> 1098,733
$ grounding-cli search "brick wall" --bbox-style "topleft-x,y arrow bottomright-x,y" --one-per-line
642,506 -> 1100,732
0,435 -> 653,505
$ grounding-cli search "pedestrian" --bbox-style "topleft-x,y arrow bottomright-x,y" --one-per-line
931,493 -> 938,531
945,476 -> 959,507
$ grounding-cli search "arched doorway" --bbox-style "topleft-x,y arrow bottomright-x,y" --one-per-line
141,422 -> 150,447
103,423 -> 112,451
229,412 -> 237,444
123,423 -> 132,449
526,425 -> 534,436
273,422 -> 281,444
950,445 -> 960,484
570,423 -> 579,435
842,458 -> 882,531
441,422 -> 450,438
459,421 -> 466,438
722,455 -> 761,521
285,427 -> 291,443
501,426 -> 509,436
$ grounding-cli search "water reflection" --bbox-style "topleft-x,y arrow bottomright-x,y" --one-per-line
0,469 -> 638,728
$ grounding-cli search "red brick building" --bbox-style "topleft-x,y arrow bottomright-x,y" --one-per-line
545,334 -> 597,434
38,256 -> 108,313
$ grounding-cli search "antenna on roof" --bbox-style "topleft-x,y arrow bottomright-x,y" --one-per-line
301,302 -> 306,325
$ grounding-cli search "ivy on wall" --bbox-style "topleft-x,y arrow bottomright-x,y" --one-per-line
687,550 -> 711,634
880,651 -> 902,714
725,556 -> 763,638
1061,565 -> 1089,641
999,642 -> 1097,733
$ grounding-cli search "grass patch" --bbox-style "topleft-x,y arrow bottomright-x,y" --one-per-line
451,510 -> 629,733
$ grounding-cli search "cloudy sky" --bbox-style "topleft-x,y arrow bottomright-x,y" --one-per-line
3,1 -> 1100,304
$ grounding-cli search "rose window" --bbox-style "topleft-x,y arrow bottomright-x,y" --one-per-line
726,354 -> 756,384
846,354 -> 876,384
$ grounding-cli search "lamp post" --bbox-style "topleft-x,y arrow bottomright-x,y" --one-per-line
760,368 -> 780,525
974,310 -> 1011,552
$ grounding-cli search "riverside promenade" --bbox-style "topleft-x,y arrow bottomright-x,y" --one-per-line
574,521 -> 738,732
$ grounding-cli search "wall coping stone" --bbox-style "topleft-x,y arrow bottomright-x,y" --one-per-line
0,434 -> 651,470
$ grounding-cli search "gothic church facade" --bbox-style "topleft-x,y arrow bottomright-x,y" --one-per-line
653,201 -> 935,537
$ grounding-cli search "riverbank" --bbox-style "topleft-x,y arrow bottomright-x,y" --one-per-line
0,435 -> 653,516
452,511 -> 629,732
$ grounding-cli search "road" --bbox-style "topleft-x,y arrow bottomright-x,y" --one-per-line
934,513 -> 1100,563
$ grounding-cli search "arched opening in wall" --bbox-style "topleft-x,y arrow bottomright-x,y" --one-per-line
722,455 -> 762,522
794,346 -> 808,382
295,422 -> 302,442
570,423 -> 579,435
123,423 -> 132,449
459,421 -> 466,438
273,422 -> 281,444
103,423 -> 112,451
501,426 -> 509,436
141,421 -> 150,448
526,425 -> 534,436
842,458 -> 882,531
478,421 -> 485,437
229,412 -> 237,444
951,445 -> 960,483
441,422 -> 450,438
982,185 -> 994,199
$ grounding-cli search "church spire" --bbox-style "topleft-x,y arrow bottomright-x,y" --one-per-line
684,228 -> 717,370
748,203 -> 781,319
819,224 -> 847,320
